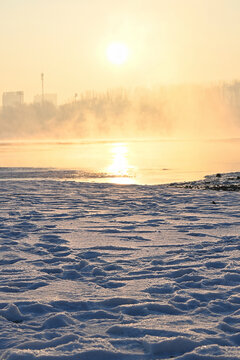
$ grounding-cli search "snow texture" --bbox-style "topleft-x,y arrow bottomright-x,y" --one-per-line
0,171 -> 240,359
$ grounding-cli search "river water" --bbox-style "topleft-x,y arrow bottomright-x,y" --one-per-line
0,138 -> 239,185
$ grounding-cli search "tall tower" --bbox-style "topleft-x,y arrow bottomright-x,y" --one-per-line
41,73 -> 44,105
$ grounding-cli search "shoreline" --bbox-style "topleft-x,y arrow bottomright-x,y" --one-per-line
0,168 -> 239,190
169,172 -> 240,191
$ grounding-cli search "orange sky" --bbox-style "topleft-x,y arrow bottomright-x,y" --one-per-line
1,0 -> 240,103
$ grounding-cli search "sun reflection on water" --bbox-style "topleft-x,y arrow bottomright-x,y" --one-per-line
106,143 -> 136,184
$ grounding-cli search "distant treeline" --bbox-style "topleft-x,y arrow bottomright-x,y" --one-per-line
1,84 -> 240,139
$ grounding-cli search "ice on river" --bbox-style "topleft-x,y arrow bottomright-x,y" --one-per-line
0,173 -> 239,359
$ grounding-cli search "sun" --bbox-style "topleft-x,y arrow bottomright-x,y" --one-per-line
106,42 -> 129,65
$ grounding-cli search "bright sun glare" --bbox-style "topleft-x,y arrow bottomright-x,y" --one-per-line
106,42 -> 129,65
108,143 -> 129,176
107,143 -> 135,184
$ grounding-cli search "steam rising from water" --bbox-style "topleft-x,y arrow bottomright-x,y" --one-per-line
0,84 -> 240,140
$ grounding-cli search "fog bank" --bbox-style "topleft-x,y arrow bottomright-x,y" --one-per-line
1,84 -> 240,140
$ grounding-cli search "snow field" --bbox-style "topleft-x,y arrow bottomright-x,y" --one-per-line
0,178 -> 239,359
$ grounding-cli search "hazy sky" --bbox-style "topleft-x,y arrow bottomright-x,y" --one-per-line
1,0 -> 240,103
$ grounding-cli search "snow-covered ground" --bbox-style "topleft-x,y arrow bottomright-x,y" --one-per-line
0,172 -> 240,359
